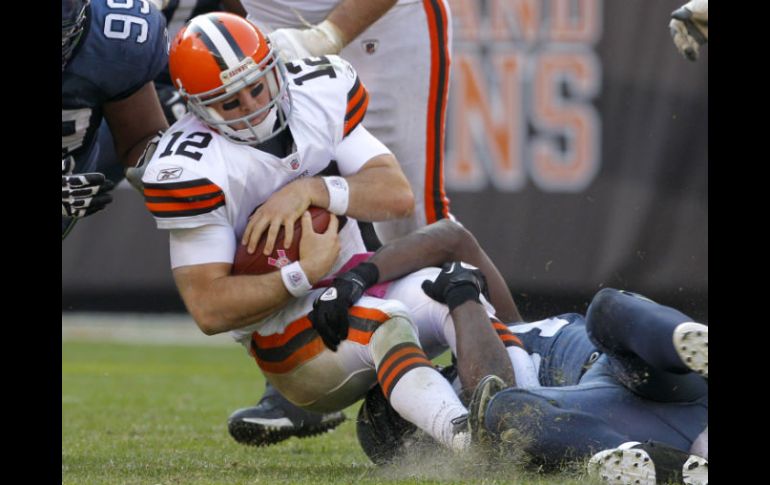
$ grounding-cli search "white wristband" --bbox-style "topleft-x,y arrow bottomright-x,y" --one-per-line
280,261 -> 313,298
322,176 -> 349,215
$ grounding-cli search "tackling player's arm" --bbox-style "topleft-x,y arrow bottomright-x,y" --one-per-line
103,81 -> 169,169
365,220 -> 522,323
173,212 -> 340,335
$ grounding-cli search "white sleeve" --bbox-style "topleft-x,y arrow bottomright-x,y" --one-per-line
169,224 -> 236,269
333,124 -> 392,176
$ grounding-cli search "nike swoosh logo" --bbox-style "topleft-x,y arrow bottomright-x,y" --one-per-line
241,417 -> 293,428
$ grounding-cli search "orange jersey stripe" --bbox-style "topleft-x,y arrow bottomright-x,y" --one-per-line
346,82 -> 366,116
145,194 -> 225,213
143,183 -> 220,198
344,90 -> 369,136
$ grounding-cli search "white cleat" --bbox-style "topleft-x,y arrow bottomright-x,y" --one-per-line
589,441 -> 708,485
673,322 -> 708,378
683,454 -> 708,485
588,442 -> 656,485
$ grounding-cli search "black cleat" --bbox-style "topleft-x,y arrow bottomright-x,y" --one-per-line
228,385 -> 345,446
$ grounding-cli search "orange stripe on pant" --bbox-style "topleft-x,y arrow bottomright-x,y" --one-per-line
493,321 -> 523,348
251,308 -> 390,374
422,0 -> 451,223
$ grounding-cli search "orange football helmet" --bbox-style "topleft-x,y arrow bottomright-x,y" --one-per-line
169,12 -> 291,145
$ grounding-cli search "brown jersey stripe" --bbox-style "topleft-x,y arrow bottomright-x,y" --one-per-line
145,191 -> 223,204
422,0 -> 451,223
343,89 -> 369,137
146,193 -> 225,213
346,76 -> 362,106
144,179 -> 218,191
143,183 -> 222,199
146,195 -> 225,217
345,79 -> 366,120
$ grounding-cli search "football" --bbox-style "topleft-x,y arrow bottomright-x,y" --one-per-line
232,206 -> 334,275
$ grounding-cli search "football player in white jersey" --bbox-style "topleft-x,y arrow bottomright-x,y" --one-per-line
141,12 -> 482,453
226,0 -> 456,446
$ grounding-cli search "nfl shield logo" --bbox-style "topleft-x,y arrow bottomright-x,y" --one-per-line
290,157 -> 300,170
362,39 -> 379,55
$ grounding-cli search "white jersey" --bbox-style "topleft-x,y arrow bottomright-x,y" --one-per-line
142,55 -> 383,341
241,0 -> 420,29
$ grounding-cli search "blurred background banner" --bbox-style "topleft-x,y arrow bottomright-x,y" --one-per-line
62,0 -> 707,321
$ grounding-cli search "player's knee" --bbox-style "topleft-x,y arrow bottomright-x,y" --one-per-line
370,314 -> 421,360
485,389 -> 559,445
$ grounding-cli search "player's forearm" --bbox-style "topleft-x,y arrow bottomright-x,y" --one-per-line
175,270 -> 292,335
367,219 -> 522,322
343,156 -> 415,221
326,0 -> 398,46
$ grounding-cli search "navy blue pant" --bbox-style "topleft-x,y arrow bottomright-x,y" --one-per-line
486,289 -> 707,467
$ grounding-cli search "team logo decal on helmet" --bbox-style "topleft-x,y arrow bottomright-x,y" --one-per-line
169,12 -> 292,145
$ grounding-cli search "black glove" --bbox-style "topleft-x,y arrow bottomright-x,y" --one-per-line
309,262 -> 379,351
62,156 -> 115,218
421,261 -> 489,311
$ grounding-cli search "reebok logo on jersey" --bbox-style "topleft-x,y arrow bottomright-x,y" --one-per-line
157,167 -> 183,181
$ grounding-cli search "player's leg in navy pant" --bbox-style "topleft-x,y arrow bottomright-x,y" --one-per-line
584,288 -> 707,402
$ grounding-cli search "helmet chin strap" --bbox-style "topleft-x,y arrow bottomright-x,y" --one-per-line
205,106 -> 279,145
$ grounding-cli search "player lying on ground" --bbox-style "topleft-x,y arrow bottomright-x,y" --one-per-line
310,219 -> 707,485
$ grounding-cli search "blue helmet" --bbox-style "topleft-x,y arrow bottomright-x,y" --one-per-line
62,0 -> 90,71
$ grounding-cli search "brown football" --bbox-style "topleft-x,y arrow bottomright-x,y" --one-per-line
232,206 -> 333,275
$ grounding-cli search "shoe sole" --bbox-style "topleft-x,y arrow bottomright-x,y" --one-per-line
468,375 -> 505,445
683,454 -> 708,485
588,447 -> 656,485
228,412 -> 346,447
673,322 -> 708,378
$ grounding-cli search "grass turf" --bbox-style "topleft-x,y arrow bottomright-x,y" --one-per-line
62,341 -> 599,484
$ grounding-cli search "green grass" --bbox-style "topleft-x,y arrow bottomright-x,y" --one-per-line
63,341 -> 599,484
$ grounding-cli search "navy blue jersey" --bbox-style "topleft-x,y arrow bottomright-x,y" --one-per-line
62,0 -> 168,171
509,313 -> 600,387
